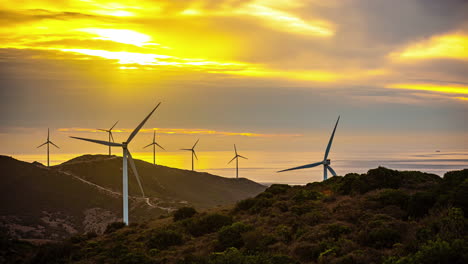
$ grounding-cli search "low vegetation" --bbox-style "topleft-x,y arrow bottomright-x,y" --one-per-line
4,167 -> 467,264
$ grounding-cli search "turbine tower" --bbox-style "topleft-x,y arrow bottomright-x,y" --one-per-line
70,103 -> 161,225
37,128 -> 60,167
97,121 -> 118,156
144,130 -> 165,165
278,116 -> 340,181
181,139 -> 199,171
228,144 -> 248,179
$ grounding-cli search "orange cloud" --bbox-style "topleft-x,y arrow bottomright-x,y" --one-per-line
390,33 -> 468,60
58,127 -> 302,137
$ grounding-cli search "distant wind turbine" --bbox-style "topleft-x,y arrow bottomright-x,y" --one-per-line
181,139 -> 199,171
278,116 -> 340,181
97,121 -> 118,156
37,128 -> 60,167
144,130 -> 165,165
228,144 -> 248,179
70,103 -> 161,225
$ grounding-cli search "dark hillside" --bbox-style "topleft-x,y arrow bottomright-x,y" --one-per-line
22,167 -> 467,264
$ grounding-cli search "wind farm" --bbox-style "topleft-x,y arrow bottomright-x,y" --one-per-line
1,1 -> 467,263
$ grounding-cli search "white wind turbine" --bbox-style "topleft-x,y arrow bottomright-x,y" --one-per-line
37,128 -> 60,167
228,144 -> 248,179
70,103 -> 161,225
97,121 -> 119,156
143,130 -> 165,165
181,139 -> 199,171
278,116 -> 340,181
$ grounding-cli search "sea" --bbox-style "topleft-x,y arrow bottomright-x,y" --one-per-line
10,149 -> 468,186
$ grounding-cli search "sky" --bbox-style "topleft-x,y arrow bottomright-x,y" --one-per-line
1,0 -> 467,182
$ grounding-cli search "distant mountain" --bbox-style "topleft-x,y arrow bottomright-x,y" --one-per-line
0,155 -> 266,241
11,167 -> 467,264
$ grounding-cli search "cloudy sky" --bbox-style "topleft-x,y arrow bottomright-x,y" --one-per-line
1,0 -> 467,172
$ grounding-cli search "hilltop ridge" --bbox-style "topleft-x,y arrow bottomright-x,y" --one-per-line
7,166 -> 466,264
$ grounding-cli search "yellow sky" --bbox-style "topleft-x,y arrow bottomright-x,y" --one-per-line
1,0 -> 467,100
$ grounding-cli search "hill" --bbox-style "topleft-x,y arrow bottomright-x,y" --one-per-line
11,167 -> 467,264
0,155 -> 266,242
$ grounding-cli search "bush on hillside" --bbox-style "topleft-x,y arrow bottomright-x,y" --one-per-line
216,222 -> 253,250
147,229 -> 183,250
173,207 -> 198,222
184,213 -> 232,236
104,222 -> 126,234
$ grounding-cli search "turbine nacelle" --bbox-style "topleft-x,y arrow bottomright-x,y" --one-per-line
324,159 -> 331,165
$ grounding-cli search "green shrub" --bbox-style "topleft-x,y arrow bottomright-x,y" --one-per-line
174,207 -> 198,222
293,242 -> 321,262
372,189 -> 409,210
265,184 -> 291,195
408,192 -> 436,218
235,198 -> 256,212
147,229 -> 183,250
293,189 -> 322,202
185,214 -> 233,236
327,223 -> 352,239
104,221 -> 126,234
217,222 -> 252,250
363,227 -> 401,249
243,229 -> 276,253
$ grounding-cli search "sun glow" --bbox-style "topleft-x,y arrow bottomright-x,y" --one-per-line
387,83 -> 468,96
78,28 -> 156,47
391,33 -> 468,60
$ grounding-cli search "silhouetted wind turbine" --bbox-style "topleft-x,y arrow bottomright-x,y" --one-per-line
70,103 -> 161,225
97,121 -> 118,156
181,139 -> 199,171
144,130 -> 165,165
37,128 -> 60,167
228,144 -> 248,179
278,116 -> 340,181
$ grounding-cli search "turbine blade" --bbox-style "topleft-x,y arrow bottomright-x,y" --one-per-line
97,129 -> 108,132
153,130 -> 156,142
324,116 -> 340,160
37,142 -> 47,148
238,155 -> 248,160
277,161 -> 323,173
127,150 -> 145,198
70,136 -> 122,147
110,120 -> 119,130
127,102 -> 161,143
49,141 -> 60,149
234,144 -> 238,156
192,139 -> 200,149
193,150 -> 198,160
228,156 -> 237,164
47,128 -> 50,141
181,148 -> 191,151
109,132 -> 115,143
327,166 -> 337,177
155,142 -> 165,150
143,143 -> 153,149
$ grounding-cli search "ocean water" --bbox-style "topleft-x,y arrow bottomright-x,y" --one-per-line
10,149 -> 468,185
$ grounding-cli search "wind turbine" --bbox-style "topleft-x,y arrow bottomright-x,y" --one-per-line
278,116 -> 340,181
143,130 -> 165,165
228,144 -> 248,179
37,128 -> 60,167
97,121 -> 118,156
70,103 -> 161,225
181,139 -> 199,171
